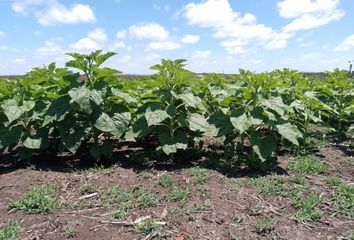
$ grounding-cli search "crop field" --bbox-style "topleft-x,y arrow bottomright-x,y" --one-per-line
0,51 -> 353,240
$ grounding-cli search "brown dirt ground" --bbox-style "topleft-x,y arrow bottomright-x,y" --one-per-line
0,145 -> 353,240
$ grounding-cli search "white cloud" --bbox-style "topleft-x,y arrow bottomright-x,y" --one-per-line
0,31 -> 4,37
127,23 -> 169,41
13,58 -> 26,63
278,0 -> 340,18
70,28 -> 107,51
148,41 -> 181,50
35,2 -> 96,26
71,38 -> 100,51
11,0 -> 43,15
191,50 -> 211,59
110,41 -> 126,51
181,35 -> 200,44
182,0 -> 287,53
153,4 -> 170,12
334,34 -> 354,51
0,45 -> 9,51
87,28 -> 107,42
116,30 -> 127,39
277,0 -> 344,32
37,40 -> 63,55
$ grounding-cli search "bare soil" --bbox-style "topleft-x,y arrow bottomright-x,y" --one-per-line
0,145 -> 353,240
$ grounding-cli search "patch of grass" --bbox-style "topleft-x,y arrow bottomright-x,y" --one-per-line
165,188 -> 191,202
326,176 -> 342,187
290,175 -> 306,185
233,216 -> 244,225
105,186 -> 132,203
159,175 -> 174,188
9,185 -> 57,214
168,207 -> 184,214
112,204 -> 132,220
347,157 -> 354,166
288,156 -> 325,174
134,219 -> 162,236
60,200 -> 82,210
136,193 -> 160,207
81,164 -> 115,174
249,176 -> 284,194
190,167 -> 211,184
328,179 -> 354,218
191,203 -> 210,212
80,184 -> 95,194
254,216 -> 274,234
137,170 -> 153,179
0,220 -> 20,240
62,222 -> 79,238
288,189 -> 323,222
346,230 -> 354,240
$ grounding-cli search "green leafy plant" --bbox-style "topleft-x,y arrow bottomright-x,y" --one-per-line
127,59 -> 214,160
165,187 -> 191,202
190,167 -> 211,184
159,174 -> 175,187
0,220 -> 20,240
62,222 -> 79,238
288,189 -> 324,222
254,216 -> 274,234
288,156 -> 325,174
134,219 -> 162,236
249,176 -> 284,193
9,185 -> 57,214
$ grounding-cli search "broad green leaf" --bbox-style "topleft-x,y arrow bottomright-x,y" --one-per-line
111,88 -> 138,103
0,125 -> 22,148
261,96 -> 286,116
43,96 -> 72,126
94,112 -> 116,132
125,116 -> 150,141
230,113 -> 251,134
96,52 -> 116,66
23,137 -> 42,149
144,109 -> 169,126
276,122 -> 302,145
188,113 -> 210,132
112,112 -> 131,138
95,67 -> 121,78
60,124 -> 91,154
90,89 -> 104,105
158,130 -> 188,155
208,110 -> 233,136
250,131 -> 276,162
1,99 -> 35,124
69,86 -> 91,112
176,93 -> 205,110
1,99 -> 23,123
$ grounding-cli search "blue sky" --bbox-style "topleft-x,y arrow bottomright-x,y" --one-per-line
0,0 -> 354,74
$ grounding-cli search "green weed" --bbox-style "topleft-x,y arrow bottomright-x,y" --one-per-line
0,220 -> 20,240
9,185 -> 57,214
254,216 -> 274,234
288,189 -> 323,222
328,179 -> 354,218
62,222 -> 79,238
288,156 -> 325,174
112,204 -> 132,220
165,188 -> 191,202
249,176 -> 284,193
134,219 -> 162,236
159,174 -> 174,188
190,167 -> 211,184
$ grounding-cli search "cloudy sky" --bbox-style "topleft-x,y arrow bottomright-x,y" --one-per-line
0,0 -> 354,74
